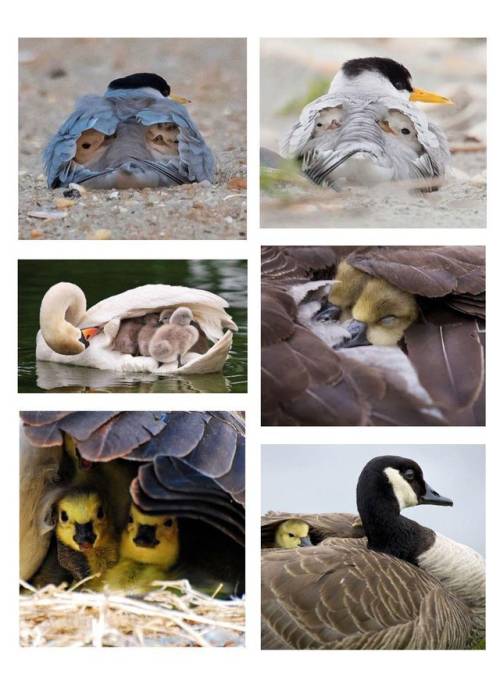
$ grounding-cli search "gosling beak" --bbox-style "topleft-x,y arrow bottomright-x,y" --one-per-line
170,93 -> 192,104
409,88 -> 453,105
313,301 -> 341,322
73,521 -> 97,551
134,523 -> 160,548
299,536 -> 312,547
419,482 -> 453,507
340,320 -> 370,348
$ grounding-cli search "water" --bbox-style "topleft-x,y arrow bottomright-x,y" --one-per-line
18,260 -> 247,393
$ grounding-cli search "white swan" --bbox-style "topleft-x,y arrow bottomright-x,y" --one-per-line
36,282 -> 238,374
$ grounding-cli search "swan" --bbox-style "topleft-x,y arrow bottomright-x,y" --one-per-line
37,282 -> 237,375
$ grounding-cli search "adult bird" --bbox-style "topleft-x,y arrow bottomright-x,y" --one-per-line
44,72 -> 215,189
261,455 -> 485,649
261,246 -> 485,426
281,57 -> 452,191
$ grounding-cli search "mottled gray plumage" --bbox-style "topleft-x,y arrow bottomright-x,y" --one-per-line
43,88 -> 215,189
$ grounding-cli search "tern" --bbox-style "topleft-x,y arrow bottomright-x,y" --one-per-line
281,57 -> 452,192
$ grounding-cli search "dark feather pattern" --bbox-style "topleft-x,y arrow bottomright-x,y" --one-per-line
261,246 -> 485,426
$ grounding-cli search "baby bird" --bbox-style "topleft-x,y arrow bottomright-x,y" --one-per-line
311,106 -> 343,139
149,306 -> 199,367
137,313 -> 160,357
104,504 -> 180,594
55,489 -> 119,588
378,109 -> 423,155
113,317 -> 144,356
145,123 -> 180,159
274,519 -> 312,549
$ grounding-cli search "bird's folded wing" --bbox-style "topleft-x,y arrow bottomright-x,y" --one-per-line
280,94 -> 344,158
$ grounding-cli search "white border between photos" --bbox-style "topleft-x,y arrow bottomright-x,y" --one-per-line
3,0 -> 498,675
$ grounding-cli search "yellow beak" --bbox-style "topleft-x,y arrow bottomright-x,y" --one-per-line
170,93 -> 192,104
409,87 -> 453,105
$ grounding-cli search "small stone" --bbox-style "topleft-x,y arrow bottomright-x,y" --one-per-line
198,180 -> 212,188
107,191 -> 120,200
87,229 -> 112,240
225,216 -> 234,224
54,197 -> 77,210
227,177 -> 246,190
30,229 -> 44,239
68,183 -> 87,195
28,209 -> 66,220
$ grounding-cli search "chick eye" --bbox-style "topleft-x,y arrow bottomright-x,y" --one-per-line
379,315 -> 397,325
97,506 -> 104,519
288,533 -> 295,538
316,122 -> 323,127
403,469 -> 415,481
401,128 -> 411,135
164,518 -> 174,527
60,510 -> 68,522
81,142 -> 91,149
128,515 -> 133,524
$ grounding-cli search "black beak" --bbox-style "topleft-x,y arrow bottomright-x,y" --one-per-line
299,536 -> 312,547
73,521 -> 96,548
79,333 -> 89,348
134,523 -> 160,548
313,301 -> 341,323
339,320 -> 371,348
419,482 -> 453,507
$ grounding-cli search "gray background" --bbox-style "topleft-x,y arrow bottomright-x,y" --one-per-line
262,445 -> 485,554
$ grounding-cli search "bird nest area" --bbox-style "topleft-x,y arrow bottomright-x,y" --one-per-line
20,580 -> 245,648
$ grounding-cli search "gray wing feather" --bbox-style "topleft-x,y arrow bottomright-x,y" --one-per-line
280,94 -> 344,158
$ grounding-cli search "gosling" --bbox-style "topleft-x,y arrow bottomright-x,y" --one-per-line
274,519 -> 312,549
149,307 -> 199,368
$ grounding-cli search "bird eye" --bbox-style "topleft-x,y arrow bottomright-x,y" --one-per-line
316,122 -> 323,127
403,469 -> 415,481
401,128 -> 411,135
60,510 -> 68,522
164,518 -> 174,527
81,143 -> 91,149
128,515 -> 133,524
97,506 -> 104,519
379,315 -> 397,325
288,533 -> 295,538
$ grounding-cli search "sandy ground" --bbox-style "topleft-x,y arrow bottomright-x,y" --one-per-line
260,38 -> 486,228
19,38 -> 247,240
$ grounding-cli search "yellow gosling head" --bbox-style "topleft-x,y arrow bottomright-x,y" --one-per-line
274,519 -> 312,549
315,261 -> 370,323
348,276 -> 418,346
56,489 -> 110,553
120,504 -> 180,570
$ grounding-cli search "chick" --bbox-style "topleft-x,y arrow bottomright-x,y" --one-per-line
113,317 -> 144,356
74,128 -> 114,166
145,123 -> 180,159
137,313 -> 160,357
314,259 -> 370,323
378,109 -> 423,155
274,519 -> 312,549
149,307 -> 199,368
311,106 -> 343,139
55,489 -> 118,588
104,504 -> 179,594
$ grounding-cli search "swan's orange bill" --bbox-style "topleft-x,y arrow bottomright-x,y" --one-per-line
410,88 -> 453,105
82,327 -> 100,340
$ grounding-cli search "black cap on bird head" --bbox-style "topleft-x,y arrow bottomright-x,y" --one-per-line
342,57 -> 413,93
108,72 -> 171,97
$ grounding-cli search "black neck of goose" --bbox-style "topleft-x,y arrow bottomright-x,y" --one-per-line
357,487 -> 434,567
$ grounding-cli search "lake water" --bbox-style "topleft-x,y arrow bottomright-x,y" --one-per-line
18,259 -> 247,393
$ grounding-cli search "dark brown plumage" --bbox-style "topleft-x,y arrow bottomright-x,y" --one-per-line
261,246 -> 485,426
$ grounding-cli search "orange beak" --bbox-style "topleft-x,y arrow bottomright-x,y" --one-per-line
81,327 -> 100,341
409,87 -> 453,105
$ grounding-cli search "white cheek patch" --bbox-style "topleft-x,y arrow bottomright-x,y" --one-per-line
384,467 -> 418,510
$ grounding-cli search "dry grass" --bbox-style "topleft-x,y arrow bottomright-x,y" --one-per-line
20,579 -> 245,647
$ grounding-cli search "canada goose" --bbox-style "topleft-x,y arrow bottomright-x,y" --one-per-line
104,505 -> 179,594
261,455 -> 485,649
36,282 -> 238,375
149,307 -> 199,367
281,57 -> 451,191
137,313 -> 161,356
55,488 -> 118,588
273,519 -> 312,549
43,72 -> 214,189
20,411 -> 245,594
262,246 -> 485,426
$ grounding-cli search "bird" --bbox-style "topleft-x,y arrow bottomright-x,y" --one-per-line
261,455 -> 485,649
281,57 -> 452,191
54,488 -> 119,589
261,246 -> 485,426
36,282 -> 237,374
43,72 -> 215,190
112,318 -> 144,356
20,411 -> 245,595
137,313 -> 161,356
104,504 -> 179,594
261,511 -> 364,549
272,519 -> 312,549
149,307 -> 199,367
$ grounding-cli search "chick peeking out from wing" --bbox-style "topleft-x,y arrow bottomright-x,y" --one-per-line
104,504 -> 179,594
55,488 -> 118,589
274,520 -> 312,549
315,260 -> 418,347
